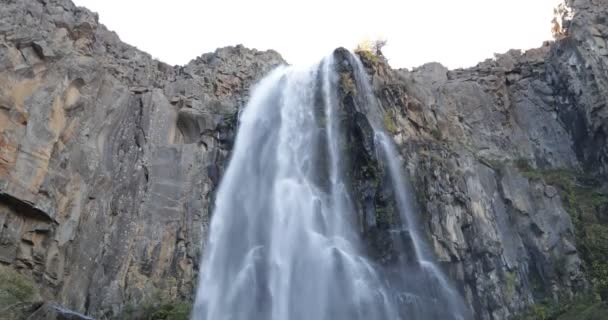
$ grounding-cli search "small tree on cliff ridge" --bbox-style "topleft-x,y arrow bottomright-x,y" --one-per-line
355,38 -> 388,56
372,39 -> 387,56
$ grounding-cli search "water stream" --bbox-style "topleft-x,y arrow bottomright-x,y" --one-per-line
193,52 -> 469,320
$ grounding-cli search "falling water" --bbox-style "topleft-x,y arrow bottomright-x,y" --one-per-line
193,52 -> 469,320
351,55 -> 470,319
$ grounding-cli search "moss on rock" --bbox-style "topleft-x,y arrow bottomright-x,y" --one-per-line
118,289 -> 192,320
514,161 -> 608,306
383,112 -> 398,134
339,72 -> 356,96
519,298 -> 608,320
0,265 -> 42,319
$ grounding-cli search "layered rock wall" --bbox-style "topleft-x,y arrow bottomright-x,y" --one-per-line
352,1 -> 608,318
1,0 -> 607,319
0,0 -> 283,317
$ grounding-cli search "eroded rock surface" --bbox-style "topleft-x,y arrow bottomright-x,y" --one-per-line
350,1 -> 608,318
0,0 -> 283,318
1,0 -> 607,319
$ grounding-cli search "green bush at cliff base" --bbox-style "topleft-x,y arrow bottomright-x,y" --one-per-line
120,289 -> 192,320
556,300 -> 608,320
121,301 -> 192,320
522,303 -> 549,320
586,224 -> 608,301
0,266 -> 40,311
518,297 -> 608,320
148,302 -> 191,320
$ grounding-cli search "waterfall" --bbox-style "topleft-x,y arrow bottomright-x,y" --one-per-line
193,52 -> 470,320
351,55 -> 470,319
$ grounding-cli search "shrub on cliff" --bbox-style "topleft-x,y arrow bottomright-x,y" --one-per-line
0,266 -> 41,318
354,39 -> 387,65
119,289 -> 192,320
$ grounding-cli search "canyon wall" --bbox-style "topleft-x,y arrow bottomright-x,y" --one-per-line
1,0 -> 607,319
0,0 -> 283,318
350,1 -> 608,318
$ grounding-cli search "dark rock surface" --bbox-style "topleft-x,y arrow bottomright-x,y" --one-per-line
1,0 -> 607,319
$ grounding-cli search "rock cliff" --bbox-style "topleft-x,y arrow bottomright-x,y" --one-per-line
0,0 -> 607,319
347,0 -> 608,318
0,0 -> 283,318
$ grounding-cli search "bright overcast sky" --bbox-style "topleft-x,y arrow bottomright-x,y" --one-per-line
72,0 -> 564,69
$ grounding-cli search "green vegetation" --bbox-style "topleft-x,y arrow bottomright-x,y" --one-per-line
119,290 -> 192,320
383,112 -> 398,134
340,72 -> 356,96
374,206 -> 395,227
0,266 -> 40,310
557,301 -> 608,320
518,298 -> 608,320
430,128 -> 442,140
587,224 -> 608,302
505,271 -> 518,299
519,303 -> 550,320
355,48 -> 380,65
222,110 -> 239,128
354,39 -> 386,65
514,159 -> 608,318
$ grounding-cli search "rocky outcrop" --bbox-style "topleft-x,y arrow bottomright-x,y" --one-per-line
330,46 -> 586,319
1,0 -> 607,319
371,49 -> 586,319
0,0 -> 283,318
548,0 -> 608,176
349,1 -> 608,318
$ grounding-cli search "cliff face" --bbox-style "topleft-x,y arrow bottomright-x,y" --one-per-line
0,0 -> 283,318
0,0 -> 607,319
359,45 -> 585,319
352,0 -> 608,318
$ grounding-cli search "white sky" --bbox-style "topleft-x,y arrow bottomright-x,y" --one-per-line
72,0 -> 563,69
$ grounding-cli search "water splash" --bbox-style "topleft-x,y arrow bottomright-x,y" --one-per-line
193,52 -> 469,320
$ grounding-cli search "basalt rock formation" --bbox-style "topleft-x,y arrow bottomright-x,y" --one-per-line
0,0 -> 607,319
